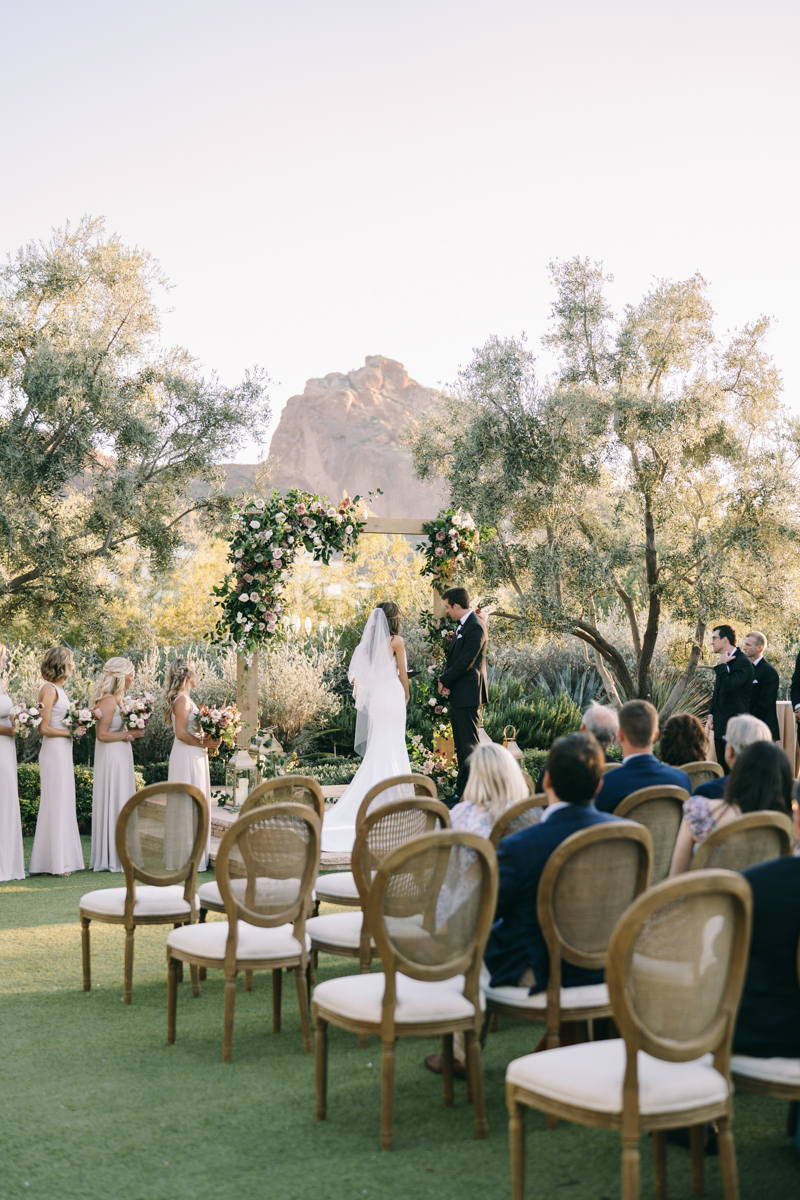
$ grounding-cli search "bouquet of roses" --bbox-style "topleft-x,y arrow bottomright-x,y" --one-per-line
9,703 -> 42,739
195,703 -> 242,756
119,693 -> 156,732
407,733 -> 459,794
63,701 -> 96,739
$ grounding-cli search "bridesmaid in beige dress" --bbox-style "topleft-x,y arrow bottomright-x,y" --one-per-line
30,647 -> 85,876
90,657 -> 144,872
0,642 -> 25,881
163,658 -> 219,870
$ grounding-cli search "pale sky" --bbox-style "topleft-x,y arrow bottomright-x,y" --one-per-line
2,1 -> 798,462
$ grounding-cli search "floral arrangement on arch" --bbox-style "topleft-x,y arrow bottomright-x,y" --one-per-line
420,507 -> 483,591
212,488 -> 371,655
408,732 -> 458,794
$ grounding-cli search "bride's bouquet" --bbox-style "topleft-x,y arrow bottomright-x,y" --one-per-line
195,704 -> 242,756
9,703 -> 42,739
119,693 -> 156,732
64,701 -> 96,740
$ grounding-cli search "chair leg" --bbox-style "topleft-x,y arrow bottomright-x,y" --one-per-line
295,964 -> 313,1054
788,1101 -> 799,1138
717,1115 -> 740,1200
690,1124 -> 705,1196
621,1134 -> 640,1200
315,1015 -> 328,1121
272,968 -> 282,1032
81,917 -> 91,992
381,1039 -> 396,1151
442,1033 -> 454,1108
307,955 -> 316,988
479,1009 -> 491,1050
545,1113 -> 559,1131
223,973 -> 237,1062
190,963 -> 200,998
466,1030 -> 487,1138
508,1098 -> 525,1200
198,910 -> 207,980
123,926 -> 135,1005
244,969 -> 253,993
167,954 -> 179,1044
173,923 -> 184,982
652,1130 -> 667,1200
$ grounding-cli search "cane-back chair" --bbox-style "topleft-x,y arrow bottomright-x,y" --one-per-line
79,783 -> 208,1004
489,797 -> 543,847
614,786 -> 688,884
314,830 -> 498,1150
314,774 -> 438,907
690,811 -> 794,872
506,869 -> 753,1200
604,761 -> 621,772
166,802 -> 320,1061
680,760 -> 724,791
521,769 -> 536,795
481,822 -> 652,1055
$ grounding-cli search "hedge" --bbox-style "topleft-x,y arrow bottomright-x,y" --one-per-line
17,764 -> 145,836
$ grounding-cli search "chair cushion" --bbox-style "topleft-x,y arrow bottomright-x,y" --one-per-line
167,920 -> 310,963
506,1040 -> 728,1116
481,977 -> 609,1013
315,871 -> 359,902
306,911 -> 374,951
313,971 -> 484,1026
80,884 -> 191,918
196,878 -> 312,910
731,1054 -> 800,1085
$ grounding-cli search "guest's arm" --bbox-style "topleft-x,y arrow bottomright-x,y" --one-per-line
669,818 -> 696,876
493,838 -> 524,922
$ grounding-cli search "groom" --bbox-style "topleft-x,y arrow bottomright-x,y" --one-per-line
438,586 -> 489,805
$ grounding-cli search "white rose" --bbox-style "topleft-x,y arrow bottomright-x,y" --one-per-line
255,499 -> 265,510
250,592 -> 259,602
234,548 -> 244,558
239,592 -> 250,602
250,520 -> 260,529
275,513 -> 287,523
261,530 -> 273,542
345,525 -> 353,534
326,507 -> 336,517
236,613 -> 245,623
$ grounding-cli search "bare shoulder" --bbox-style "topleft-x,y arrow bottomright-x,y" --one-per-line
391,634 -> 405,648
172,692 -> 191,713
38,682 -> 57,703
96,695 -> 117,715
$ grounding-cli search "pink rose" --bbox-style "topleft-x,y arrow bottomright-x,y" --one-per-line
434,547 -> 445,557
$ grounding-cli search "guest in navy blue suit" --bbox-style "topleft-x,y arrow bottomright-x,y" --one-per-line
484,732 -> 619,992
594,700 -> 691,814
694,713 -> 772,802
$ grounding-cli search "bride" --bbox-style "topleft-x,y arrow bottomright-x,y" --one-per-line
321,602 -> 411,853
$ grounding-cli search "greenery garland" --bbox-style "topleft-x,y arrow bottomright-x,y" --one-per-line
211,488 -> 370,655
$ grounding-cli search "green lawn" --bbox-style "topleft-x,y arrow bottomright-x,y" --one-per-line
0,837 -> 796,1200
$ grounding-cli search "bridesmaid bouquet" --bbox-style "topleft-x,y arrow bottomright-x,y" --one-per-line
120,693 -> 156,731
9,703 -> 42,738
63,701 -> 96,739
195,704 -> 242,756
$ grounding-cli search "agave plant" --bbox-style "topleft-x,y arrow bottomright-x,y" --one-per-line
536,665 -> 604,710
650,667 -> 712,720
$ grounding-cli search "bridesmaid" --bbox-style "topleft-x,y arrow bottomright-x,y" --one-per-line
163,658 -> 219,870
30,647 -> 85,876
0,643 -> 25,881
90,657 -> 143,872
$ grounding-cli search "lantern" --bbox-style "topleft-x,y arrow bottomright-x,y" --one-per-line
502,725 -> 524,762
225,748 -> 258,811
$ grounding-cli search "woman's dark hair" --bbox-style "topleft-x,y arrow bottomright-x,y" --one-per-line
377,601 -> 401,636
726,741 -> 791,815
658,713 -> 707,767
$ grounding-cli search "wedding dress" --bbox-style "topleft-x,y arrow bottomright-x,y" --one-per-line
322,608 -> 412,853
0,693 -> 25,880
167,703 -> 212,870
90,705 -> 136,872
30,684 -> 85,875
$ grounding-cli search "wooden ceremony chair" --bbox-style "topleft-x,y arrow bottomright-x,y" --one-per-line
521,769 -> 536,795
604,761 -> 621,772
314,774 -> 437,907
680,760 -> 724,791
506,869 -> 753,1200
306,797 -> 450,973
314,830 -> 498,1151
731,934 -> 800,1137
481,822 -> 652,1058
166,802 -> 320,1061
690,810 -> 794,872
489,797 -> 544,847
79,782 -> 208,1004
614,786 -> 688,884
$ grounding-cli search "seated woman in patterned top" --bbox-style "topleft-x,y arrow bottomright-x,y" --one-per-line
669,737 -> 792,875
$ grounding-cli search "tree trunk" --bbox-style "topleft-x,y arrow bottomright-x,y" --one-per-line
659,619 -> 707,720
636,498 -> 661,700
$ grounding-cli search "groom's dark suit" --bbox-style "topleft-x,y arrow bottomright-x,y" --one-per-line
439,611 -> 488,800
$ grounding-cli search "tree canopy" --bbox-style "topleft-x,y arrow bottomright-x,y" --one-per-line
0,217 -> 270,634
403,257 -> 800,709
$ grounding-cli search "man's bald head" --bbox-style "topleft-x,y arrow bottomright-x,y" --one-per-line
580,703 -> 619,749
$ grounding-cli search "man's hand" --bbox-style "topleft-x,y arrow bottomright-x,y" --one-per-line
718,648 -> 735,665
707,715 -> 713,732
438,681 -> 444,696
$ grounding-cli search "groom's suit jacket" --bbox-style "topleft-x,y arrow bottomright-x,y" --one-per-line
439,611 -> 488,709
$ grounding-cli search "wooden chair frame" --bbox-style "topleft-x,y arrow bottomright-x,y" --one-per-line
614,786 -> 688,884
732,936 -> 800,1125
314,830 -> 498,1151
167,801 -> 320,1061
79,782 -> 208,1004
314,774 -> 438,908
603,762 -> 621,772
489,797 -> 544,848
690,810 -> 794,871
680,760 -> 724,790
507,869 -> 753,1200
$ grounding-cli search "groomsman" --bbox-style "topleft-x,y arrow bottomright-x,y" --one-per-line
742,631 -> 780,741
790,648 -> 800,743
707,624 -> 753,773
438,586 -> 488,803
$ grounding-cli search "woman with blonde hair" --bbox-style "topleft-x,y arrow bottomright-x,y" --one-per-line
0,643 -> 25,880
90,657 -> 143,872
163,658 -> 219,869
30,646 -> 84,876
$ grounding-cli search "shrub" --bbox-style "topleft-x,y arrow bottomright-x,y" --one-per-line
483,687 -> 582,750
17,765 -> 145,835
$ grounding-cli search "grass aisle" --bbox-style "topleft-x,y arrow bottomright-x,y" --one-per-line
0,837 -> 797,1200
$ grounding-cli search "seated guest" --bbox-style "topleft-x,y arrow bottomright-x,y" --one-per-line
595,700 -> 691,814
483,732 -> 618,993
734,789 -> 800,1058
694,713 -> 771,801
449,742 -> 530,839
535,702 -> 619,793
658,713 -> 707,768
669,738 -> 792,875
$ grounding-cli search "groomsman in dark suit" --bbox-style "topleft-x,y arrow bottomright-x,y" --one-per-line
438,586 -> 488,803
707,624 -> 754,773
790,648 -> 800,745
742,631 -> 780,741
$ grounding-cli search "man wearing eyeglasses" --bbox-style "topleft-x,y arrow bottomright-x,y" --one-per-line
707,624 -> 754,773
